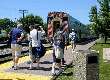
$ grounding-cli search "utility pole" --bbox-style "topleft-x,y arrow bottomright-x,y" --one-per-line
19,10 -> 28,28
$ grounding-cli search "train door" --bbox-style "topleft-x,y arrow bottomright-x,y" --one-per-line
53,21 -> 60,35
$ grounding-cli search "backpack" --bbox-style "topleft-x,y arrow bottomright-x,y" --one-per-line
35,31 -> 46,58
35,43 -> 46,58
53,30 -> 63,47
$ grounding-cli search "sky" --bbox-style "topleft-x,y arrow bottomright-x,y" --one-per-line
0,0 -> 99,24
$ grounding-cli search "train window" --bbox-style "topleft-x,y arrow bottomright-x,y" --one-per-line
53,21 -> 60,32
47,17 -> 53,23
63,17 -> 68,21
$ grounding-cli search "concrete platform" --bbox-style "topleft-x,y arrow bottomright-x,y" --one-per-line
0,39 -> 99,80
0,46 -> 73,80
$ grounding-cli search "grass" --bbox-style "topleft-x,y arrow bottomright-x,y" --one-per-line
56,65 -> 74,80
56,39 -> 110,80
91,40 -> 110,80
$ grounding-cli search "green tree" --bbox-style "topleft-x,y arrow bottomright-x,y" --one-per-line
0,18 -> 16,32
18,14 -> 43,32
89,0 -> 110,43
43,22 -> 47,35
98,0 -> 110,43
89,6 -> 100,37
86,24 -> 94,35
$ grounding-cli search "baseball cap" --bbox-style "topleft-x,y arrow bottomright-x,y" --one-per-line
72,29 -> 74,31
17,23 -> 22,27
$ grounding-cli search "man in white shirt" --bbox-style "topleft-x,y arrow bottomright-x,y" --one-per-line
30,28 -> 42,47
29,24 -> 43,69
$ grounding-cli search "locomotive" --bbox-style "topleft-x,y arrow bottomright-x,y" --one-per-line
47,12 -> 90,43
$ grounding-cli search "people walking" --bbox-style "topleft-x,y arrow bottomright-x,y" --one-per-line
69,29 -> 76,51
29,24 -> 45,69
61,21 -> 68,65
61,32 -> 66,65
28,25 -> 36,63
52,24 -> 64,75
9,23 -> 24,70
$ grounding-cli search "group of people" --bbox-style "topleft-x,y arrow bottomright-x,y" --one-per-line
8,23 -> 45,70
8,22 -> 76,75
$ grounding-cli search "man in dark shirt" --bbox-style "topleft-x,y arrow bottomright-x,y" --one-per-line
9,23 -> 24,70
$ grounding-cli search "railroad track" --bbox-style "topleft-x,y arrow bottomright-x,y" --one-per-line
0,47 -> 29,64
0,43 -> 52,64
0,42 -> 29,63
0,38 -> 97,64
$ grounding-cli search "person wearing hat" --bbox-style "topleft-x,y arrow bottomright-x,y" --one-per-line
9,23 -> 24,70
69,29 -> 76,51
51,25 -> 64,75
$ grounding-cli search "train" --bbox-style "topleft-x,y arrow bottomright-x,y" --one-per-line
47,12 -> 91,43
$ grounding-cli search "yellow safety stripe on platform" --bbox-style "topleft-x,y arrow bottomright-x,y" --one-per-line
0,71 -> 51,80
0,50 -> 53,80
0,56 -> 30,70
0,45 -> 71,80
0,49 -> 53,70
0,45 -> 71,70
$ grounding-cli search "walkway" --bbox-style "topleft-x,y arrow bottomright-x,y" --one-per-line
0,39 -> 100,80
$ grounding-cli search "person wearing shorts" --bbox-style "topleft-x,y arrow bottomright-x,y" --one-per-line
29,24 -> 43,69
69,29 -> 76,51
9,23 -> 24,70
28,26 -> 36,63
52,27 -> 64,75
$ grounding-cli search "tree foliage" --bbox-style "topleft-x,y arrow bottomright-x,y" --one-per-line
89,0 -> 110,43
99,0 -> 110,29
98,0 -> 110,43
89,6 -> 98,22
43,22 -> 47,34
0,18 -> 16,32
18,14 -> 44,32
89,6 -> 100,37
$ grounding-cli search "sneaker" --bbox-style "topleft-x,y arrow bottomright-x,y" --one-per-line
12,66 -> 14,68
61,60 -> 66,65
14,66 -> 19,70
59,68 -> 63,73
52,68 -> 55,75
72,49 -> 74,51
33,61 -> 37,63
